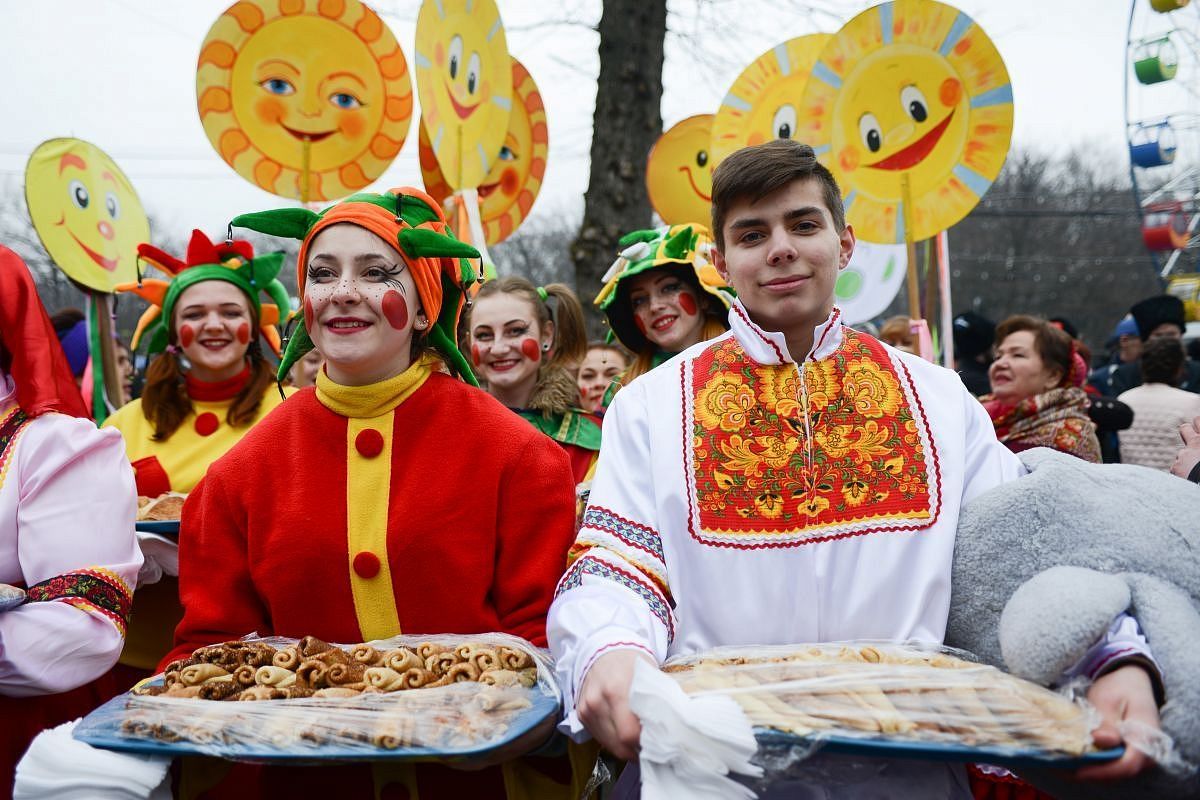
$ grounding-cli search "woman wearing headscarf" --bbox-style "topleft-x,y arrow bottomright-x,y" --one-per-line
982,315 -> 1102,462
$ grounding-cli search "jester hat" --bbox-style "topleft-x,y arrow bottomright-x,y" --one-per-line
117,230 -> 289,359
229,187 -> 481,385
595,224 -> 734,352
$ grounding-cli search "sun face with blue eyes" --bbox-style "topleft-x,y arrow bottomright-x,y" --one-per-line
415,0 -> 513,191
419,57 -> 547,244
797,0 -> 1013,243
197,0 -> 413,201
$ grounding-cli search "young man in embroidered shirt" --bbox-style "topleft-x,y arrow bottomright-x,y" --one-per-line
547,140 -> 1162,796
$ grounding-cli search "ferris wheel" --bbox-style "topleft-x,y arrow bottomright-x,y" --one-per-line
1125,0 -> 1200,296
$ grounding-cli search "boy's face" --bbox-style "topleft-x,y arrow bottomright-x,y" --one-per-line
713,178 -> 854,341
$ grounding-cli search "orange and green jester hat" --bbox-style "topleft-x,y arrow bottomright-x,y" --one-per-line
117,230 -> 289,358
229,187 -> 482,385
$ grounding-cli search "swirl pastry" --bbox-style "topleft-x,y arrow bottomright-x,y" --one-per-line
179,664 -> 229,686
254,666 -> 298,688
298,636 -> 336,657
350,644 -> 383,666
416,642 -> 445,661
384,648 -> 423,673
232,665 -> 258,687
295,660 -> 330,689
364,667 -> 406,692
496,646 -> 534,670
399,668 -> 435,688
312,687 -> 360,699
427,662 -> 481,688
425,652 -> 460,676
197,680 -> 242,701
272,646 -> 303,670
238,686 -> 287,701
326,662 -> 366,686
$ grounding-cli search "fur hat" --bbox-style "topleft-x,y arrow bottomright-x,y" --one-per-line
1130,295 -> 1185,341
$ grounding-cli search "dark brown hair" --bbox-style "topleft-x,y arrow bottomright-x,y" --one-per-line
142,301 -> 274,441
711,139 -> 846,250
1141,336 -> 1185,385
994,315 -> 1073,387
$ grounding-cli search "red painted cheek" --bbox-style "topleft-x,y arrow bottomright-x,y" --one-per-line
520,338 -> 542,362
236,322 -> 250,344
179,324 -> 195,348
471,344 -> 482,367
381,290 -> 409,330
634,316 -> 648,336
678,292 -> 698,316
303,297 -> 314,330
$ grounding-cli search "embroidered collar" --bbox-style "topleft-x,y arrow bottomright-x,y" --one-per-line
726,298 -> 844,366
186,366 -> 251,402
316,355 -> 434,419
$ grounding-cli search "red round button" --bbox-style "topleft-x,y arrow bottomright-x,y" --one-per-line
355,429 -> 384,457
353,551 -> 381,579
194,412 -> 219,437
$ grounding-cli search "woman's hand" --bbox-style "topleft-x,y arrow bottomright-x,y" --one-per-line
1074,663 -> 1162,781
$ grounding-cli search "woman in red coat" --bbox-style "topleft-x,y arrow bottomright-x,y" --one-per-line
166,189 -> 586,799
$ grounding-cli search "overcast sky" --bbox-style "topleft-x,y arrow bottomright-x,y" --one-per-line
0,0 -> 1164,244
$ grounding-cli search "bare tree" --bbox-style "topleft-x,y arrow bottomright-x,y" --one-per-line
570,0 -> 667,329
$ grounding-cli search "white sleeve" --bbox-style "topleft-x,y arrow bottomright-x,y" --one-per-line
0,416 -> 141,696
547,381 -> 674,738
959,385 -> 1025,505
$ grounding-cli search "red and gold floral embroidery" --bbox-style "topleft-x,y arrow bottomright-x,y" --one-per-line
686,330 -> 940,547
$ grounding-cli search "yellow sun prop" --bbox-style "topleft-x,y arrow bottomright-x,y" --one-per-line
646,115 -> 715,227
797,0 -> 1013,243
419,57 -> 548,245
25,138 -> 150,293
711,34 -> 831,168
415,0 -> 513,191
197,0 -> 412,202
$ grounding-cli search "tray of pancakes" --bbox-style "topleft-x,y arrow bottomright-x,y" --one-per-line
74,633 -> 560,763
663,642 -> 1121,769
135,493 -> 186,535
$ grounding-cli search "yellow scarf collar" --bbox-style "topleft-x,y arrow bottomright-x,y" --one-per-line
315,355 -> 436,419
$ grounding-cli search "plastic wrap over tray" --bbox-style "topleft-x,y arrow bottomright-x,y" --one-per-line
663,641 -> 1120,770
74,632 -> 560,763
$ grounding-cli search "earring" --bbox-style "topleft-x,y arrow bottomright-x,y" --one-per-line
541,342 -> 550,352
415,316 -> 429,330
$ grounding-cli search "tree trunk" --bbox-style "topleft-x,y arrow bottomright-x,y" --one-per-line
572,0 -> 667,329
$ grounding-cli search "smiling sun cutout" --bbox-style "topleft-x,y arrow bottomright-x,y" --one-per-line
25,138 -> 150,293
798,0 -> 1013,243
419,56 -> 548,245
197,0 -> 412,202
415,0 -> 513,192
710,34 -> 830,169
646,115 -> 714,227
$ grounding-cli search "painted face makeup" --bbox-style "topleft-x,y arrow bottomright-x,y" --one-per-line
174,280 -> 253,382
303,223 -> 422,387
577,346 -> 628,412
470,292 -> 547,407
627,269 -> 707,353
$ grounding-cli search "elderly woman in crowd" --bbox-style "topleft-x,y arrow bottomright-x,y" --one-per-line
982,315 -> 1101,462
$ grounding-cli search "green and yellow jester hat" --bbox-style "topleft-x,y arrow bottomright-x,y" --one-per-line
594,223 -> 734,352
117,230 -> 289,358
228,187 -> 481,385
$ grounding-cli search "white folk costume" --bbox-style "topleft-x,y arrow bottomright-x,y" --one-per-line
549,299 -> 1023,714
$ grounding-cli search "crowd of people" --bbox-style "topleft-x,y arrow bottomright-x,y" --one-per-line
2,140 -> 1197,798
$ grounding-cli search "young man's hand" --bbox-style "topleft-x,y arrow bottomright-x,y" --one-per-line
1074,664 -> 1162,781
576,649 -> 655,761
1170,416 -> 1200,480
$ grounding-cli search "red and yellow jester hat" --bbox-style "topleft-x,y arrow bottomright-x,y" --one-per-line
229,187 -> 481,384
115,230 -> 288,358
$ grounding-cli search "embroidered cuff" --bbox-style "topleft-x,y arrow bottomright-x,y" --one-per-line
26,567 -> 133,636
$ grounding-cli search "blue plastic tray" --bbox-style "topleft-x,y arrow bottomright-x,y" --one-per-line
135,521 -> 179,536
74,687 -> 559,763
755,728 -> 1123,770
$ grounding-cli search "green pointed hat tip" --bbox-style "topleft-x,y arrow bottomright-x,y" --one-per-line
618,229 -> 660,248
661,225 -> 696,260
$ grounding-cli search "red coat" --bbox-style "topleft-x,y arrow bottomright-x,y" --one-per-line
162,371 -> 581,799
167,372 -> 577,664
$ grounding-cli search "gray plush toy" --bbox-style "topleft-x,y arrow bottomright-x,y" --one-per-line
948,447 -> 1199,799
